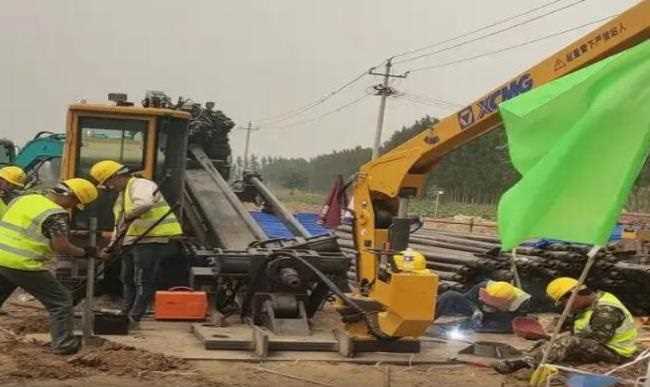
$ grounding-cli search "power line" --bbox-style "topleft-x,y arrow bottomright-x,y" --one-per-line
391,0 -> 568,59
393,0 -> 590,65
249,1 -> 585,128
397,91 -> 463,109
253,70 -> 369,124
407,14 -> 615,73
264,92 -> 373,130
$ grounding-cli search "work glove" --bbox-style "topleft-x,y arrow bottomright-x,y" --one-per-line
529,364 -> 558,387
471,310 -> 484,328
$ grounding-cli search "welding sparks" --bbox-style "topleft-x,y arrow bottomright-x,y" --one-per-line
447,327 -> 466,341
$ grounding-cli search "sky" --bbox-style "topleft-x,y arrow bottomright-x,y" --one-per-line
0,0 -> 639,160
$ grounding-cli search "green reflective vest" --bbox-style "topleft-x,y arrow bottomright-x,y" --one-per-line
574,292 -> 638,357
113,177 -> 182,238
0,194 -> 67,271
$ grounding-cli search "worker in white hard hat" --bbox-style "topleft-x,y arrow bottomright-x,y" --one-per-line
0,178 -> 99,355
0,166 -> 27,217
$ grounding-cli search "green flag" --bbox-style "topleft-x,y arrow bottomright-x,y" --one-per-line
498,40 -> 650,251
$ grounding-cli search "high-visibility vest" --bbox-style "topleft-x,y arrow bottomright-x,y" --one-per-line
0,198 -> 7,218
0,194 -> 67,271
574,292 -> 638,357
113,177 -> 182,238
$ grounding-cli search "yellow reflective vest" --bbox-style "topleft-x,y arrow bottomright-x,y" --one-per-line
113,177 -> 182,238
574,292 -> 638,357
0,194 -> 67,271
0,198 -> 7,218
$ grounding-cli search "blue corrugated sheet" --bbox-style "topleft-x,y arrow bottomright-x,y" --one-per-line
250,211 -> 330,239
294,212 -> 330,237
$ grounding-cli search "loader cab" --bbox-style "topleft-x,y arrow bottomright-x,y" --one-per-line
61,99 -> 191,231
0,139 -> 16,166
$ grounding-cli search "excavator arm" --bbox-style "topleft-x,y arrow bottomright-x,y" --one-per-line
353,0 -> 650,338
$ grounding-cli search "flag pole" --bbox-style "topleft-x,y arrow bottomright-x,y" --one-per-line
511,247 -> 523,288
534,245 -> 601,381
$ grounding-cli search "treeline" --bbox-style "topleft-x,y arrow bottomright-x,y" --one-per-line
234,115 -> 650,210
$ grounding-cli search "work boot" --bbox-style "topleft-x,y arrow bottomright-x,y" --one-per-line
128,317 -> 141,331
492,357 -> 533,374
53,337 -> 81,356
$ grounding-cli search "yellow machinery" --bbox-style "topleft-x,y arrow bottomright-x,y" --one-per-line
351,0 -> 650,338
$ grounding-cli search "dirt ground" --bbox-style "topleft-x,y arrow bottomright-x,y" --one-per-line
0,293 -> 528,387
4,294 -> 649,387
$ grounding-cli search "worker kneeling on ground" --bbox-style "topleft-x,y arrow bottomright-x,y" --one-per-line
90,160 -> 182,330
0,178 -> 98,354
494,277 -> 638,374
0,166 -> 27,217
435,280 -> 531,332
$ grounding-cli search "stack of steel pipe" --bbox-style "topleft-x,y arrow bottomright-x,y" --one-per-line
336,226 -> 650,314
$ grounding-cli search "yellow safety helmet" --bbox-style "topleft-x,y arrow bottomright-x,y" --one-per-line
89,160 -> 128,186
0,166 -> 26,188
485,281 -> 516,300
59,178 -> 98,209
546,277 -> 582,303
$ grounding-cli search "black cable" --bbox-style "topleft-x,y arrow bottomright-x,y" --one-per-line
408,15 -> 614,73
393,0 -> 591,65
391,0 -> 569,59
264,92 -> 373,130
252,70 -> 373,125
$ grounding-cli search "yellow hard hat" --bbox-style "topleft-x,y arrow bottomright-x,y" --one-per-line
546,277 -> 581,303
485,281 -> 516,300
0,166 -> 26,187
89,160 -> 128,185
61,178 -> 98,208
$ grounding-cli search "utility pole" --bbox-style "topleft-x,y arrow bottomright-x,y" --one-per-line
369,58 -> 409,159
236,121 -> 260,170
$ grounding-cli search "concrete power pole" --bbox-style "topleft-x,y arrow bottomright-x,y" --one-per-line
237,121 -> 260,170
369,58 -> 409,159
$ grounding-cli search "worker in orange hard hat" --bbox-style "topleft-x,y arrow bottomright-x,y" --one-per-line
0,166 -> 26,217
494,277 -> 638,378
435,280 -> 531,333
0,178 -> 101,355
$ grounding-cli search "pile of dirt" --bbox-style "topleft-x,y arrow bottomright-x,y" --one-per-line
0,330 -> 214,386
68,340 -> 192,376
0,335 -> 89,383
0,312 -> 50,334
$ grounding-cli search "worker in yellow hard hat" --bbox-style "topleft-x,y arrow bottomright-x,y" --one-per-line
494,276 -> 638,376
0,178 -> 100,355
435,280 -> 531,333
0,166 -> 26,217
90,160 -> 182,330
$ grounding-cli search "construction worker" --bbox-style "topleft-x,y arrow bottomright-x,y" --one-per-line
89,160 -> 182,329
0,178 -> 98,354
494,277 -> 638,374
0,166 -> 26,217
435,280 -> 531,332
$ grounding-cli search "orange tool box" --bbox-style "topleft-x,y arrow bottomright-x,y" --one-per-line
154,287 -> 208,320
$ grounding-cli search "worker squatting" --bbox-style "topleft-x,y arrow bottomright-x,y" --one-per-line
0,164 -> 641,368
0,161 -> 181,354
435,278 -> 638,372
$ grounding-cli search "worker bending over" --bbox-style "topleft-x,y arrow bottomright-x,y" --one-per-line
0,166 -> 26,217
0,178 -> 98,354
90,160 -> 182,329
495,277 -> 638,374
435,280 -> 531,332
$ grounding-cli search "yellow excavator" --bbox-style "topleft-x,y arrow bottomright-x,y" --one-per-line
349,0 -> 650,339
